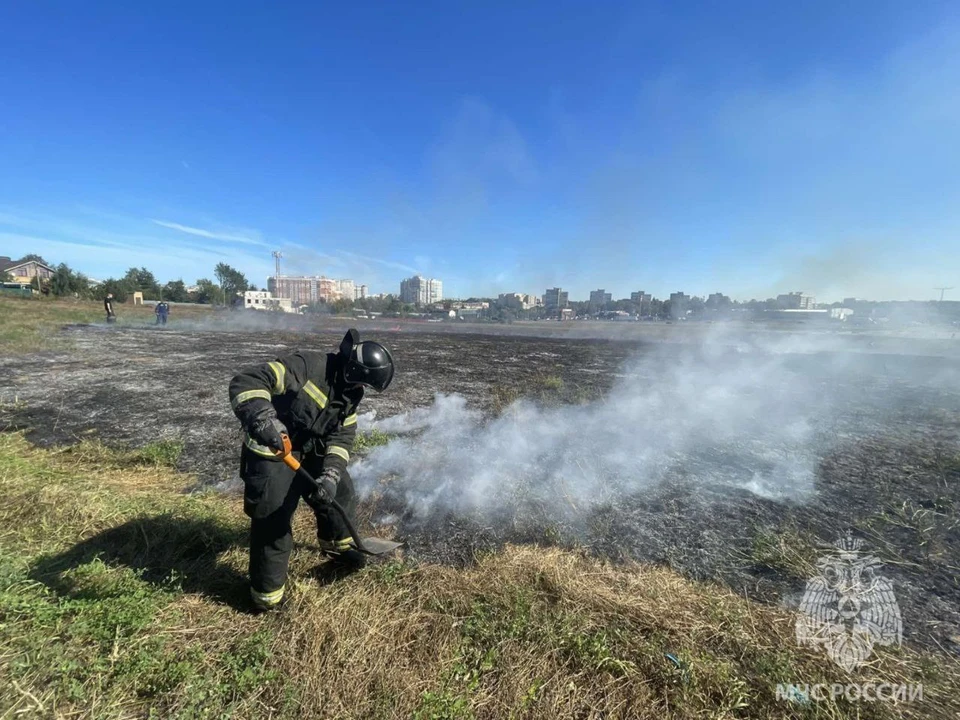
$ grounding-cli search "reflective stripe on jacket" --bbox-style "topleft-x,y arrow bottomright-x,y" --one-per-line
229,351 -> 363,473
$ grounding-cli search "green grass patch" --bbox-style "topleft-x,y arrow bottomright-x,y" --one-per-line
0,556 -> 178,707
536,374 -> 564,392
354,428 -> 391,453
129,439 -> 184,467
0,431 -> 265,716
0,296 -> 214,354
491,372 -> 593,415
0,296 -> 103,353
414,689 -> 475,720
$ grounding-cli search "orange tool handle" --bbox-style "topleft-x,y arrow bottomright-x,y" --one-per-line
276,434 -> 301,471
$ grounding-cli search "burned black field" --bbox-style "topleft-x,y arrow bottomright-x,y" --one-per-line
1,320 -> 959,656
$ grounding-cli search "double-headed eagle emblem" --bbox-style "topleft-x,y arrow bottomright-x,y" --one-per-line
797,533 -> 902,671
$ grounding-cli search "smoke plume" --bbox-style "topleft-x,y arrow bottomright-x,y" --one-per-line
351,328 -> 877,527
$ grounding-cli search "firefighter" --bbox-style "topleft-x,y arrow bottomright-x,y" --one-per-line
104,293 -> 116,323
228,329 -> 394,611
155,301 -> 170,325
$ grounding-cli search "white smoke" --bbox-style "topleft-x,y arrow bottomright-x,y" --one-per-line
351,328 -> 866,524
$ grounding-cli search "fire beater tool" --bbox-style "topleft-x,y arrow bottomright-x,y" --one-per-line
276,434 -> 403,556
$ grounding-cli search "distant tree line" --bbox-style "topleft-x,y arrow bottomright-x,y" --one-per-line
302,295 -> 419,317
10,256 -> 254,305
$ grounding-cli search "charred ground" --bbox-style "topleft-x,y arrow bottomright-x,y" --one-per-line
1,318 -> 958,658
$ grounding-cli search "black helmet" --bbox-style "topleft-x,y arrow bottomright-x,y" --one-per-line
344,340 -> 395,392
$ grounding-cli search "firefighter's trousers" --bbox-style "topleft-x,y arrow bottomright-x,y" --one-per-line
239,445 -> 358,598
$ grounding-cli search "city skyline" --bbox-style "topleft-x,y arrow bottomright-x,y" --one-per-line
261,270 -> 956,306
4,248 -> 955,306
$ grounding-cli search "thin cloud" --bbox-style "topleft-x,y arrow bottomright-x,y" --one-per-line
0,209 -> 273,284
282,241 -> 339,262
335,249 -> 421,275
150,219 -> 266,246
0,229 -> 131,252
1,213 -> 218,253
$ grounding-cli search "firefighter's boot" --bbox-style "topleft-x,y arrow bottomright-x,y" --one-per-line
319,537 -> 367,570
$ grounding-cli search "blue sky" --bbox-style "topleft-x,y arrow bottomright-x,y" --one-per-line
1,1 -> 958,302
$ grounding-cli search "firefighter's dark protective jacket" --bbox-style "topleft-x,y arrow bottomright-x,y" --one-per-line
228,352 -> 363,473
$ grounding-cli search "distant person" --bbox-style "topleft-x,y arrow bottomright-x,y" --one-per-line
155,301 -> 170,325
104,293 -> 116,323
227,329 -> 394,612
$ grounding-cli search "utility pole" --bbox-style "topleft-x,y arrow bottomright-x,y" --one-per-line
934,286 -> 954,303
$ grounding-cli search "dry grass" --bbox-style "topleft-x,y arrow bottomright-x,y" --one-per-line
1,431 -> 958,719
491,371 -> 593,415
0,296 -> 215,354
274,549 -> 960,719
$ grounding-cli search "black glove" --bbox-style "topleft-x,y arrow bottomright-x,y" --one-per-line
250,416 -> 288,452
311,467 -> 340,505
